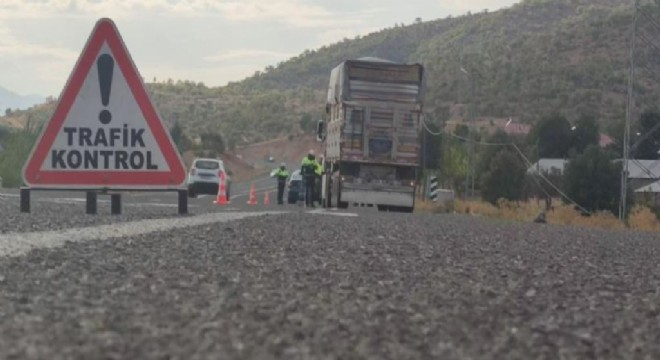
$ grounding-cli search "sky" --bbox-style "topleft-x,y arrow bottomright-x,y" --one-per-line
0,0 -> 520,97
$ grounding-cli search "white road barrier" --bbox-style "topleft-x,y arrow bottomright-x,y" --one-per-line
0,211 -> 285,258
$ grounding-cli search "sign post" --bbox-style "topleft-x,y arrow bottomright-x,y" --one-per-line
21,18 -> 187,214
428,175 -> 438,201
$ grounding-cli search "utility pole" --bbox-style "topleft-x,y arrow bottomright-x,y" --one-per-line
620,0 -> 640,221
469,74 -> 476,198
461,66 -> 476,199
421,112 -> 427,200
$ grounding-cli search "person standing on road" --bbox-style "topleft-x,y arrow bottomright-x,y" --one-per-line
273,162 -> 289,205
301,150 -> 318,208
314,155 -> 324,204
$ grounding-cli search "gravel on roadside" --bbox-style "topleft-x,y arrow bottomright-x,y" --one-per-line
0,212 -> 659,359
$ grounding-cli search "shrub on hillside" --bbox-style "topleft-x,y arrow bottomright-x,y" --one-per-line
480,150 -> 526,205
0,128 -> 41,188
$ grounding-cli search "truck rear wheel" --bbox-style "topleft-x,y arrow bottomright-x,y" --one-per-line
325,175 -> 332,209
334,175 -> 348,209
337,197 -> 348,209
336,187 -> 348,209
392,206 -> 413,213
378,205 -> 413,213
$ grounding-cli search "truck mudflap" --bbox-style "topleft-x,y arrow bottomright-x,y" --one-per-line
341,183 -> 415,207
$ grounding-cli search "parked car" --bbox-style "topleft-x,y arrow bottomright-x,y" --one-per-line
187,158 -> 231,198
287,170 -> 304,204
287,170 -> 322,204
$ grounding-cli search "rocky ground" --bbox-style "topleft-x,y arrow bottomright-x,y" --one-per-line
1,209 -> 660,359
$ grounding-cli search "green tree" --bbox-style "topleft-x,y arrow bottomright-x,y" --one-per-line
563,145 -> 620,215
454,124 -> 469,139
571,113 -> 599,154
423,121 -> 442,169
441,138 -> 467,191
480,150 -> 526,205
169,120 -> 190,154
529,113 -> 572,158
0,123 -> 42,187
0,125 -> 10,144
201,131 -> 225,155
478,129 -> 511,175
633,109 -> 660,160
299,113 -> 315,133
605,119 -> 624,155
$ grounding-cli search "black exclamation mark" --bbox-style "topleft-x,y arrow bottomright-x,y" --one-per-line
97,54 -> 114,124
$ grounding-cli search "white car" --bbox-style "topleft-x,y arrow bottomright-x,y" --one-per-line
187,158 -> 231,198
287,169 -> 303,186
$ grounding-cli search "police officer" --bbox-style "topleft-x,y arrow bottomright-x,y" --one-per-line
273,162 -> 289,205
314,155 -> 324,203
301,150 -> 318,207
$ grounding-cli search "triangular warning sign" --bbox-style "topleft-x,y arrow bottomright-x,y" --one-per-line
23,18 -> 186,189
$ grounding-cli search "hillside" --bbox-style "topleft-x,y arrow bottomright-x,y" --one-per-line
1,0 -> 658,147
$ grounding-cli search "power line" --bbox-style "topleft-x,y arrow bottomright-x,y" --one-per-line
637,33 -> 660,55
420,116 -> 443,135
638,13 -> 660,36
421,116 -> 590,213
444,131 -> 511,146
511,144 -> 591,215
621,0 -> 660,219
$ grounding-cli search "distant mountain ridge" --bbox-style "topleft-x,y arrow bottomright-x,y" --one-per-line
0,86 -> 45,112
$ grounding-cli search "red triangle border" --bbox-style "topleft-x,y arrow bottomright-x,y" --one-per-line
22,18 -> 186,189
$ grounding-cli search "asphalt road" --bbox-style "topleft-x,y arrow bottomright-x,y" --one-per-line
1,180 -> 660,359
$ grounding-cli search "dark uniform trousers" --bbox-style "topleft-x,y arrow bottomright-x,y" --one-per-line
277,180 -> 286,204
304,176 -> 315,206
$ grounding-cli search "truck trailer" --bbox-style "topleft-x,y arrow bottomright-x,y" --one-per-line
317,57 -> 425,212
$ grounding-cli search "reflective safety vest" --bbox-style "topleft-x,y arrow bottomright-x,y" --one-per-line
315,161 -> 323,176
274,168 -> 289,179
301,156 -> 316,177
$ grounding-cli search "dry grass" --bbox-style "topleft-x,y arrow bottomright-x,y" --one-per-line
417,199 -> 660,232
628,206 -> 660,232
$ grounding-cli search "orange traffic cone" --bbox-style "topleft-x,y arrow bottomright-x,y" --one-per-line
264,191 -> 270,205
247,184 -> 258,205
214,172 -> 229,205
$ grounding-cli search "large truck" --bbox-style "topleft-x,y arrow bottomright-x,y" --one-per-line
317,57 -> 425,212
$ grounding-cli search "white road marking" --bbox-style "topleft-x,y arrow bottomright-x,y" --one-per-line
306,209 -> 359,217
128,203 -> 196,208
0,211 -> 287,258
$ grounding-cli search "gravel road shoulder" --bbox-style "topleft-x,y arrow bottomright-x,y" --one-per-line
1,213 -> 659,359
